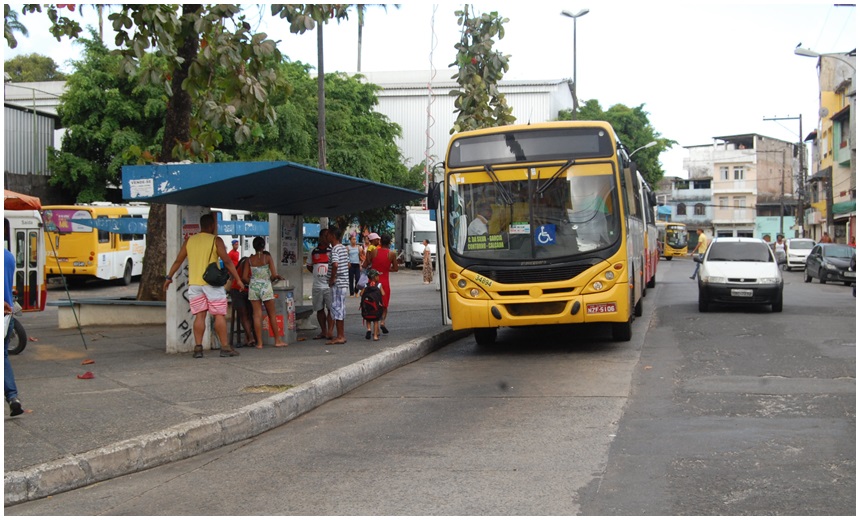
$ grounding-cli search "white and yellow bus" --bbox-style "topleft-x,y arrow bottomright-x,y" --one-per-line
43,203 -> 149,285
431,121 -> 646,343
4,210 -> 47,311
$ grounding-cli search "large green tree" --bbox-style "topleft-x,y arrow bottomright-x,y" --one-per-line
47,31 -> 163,202
4,53 -> 67,81
449,6 -> 514,134
559,100 -> 675,187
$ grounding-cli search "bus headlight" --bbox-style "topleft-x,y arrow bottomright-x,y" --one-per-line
592,281 -> 604,291
469,288 -> 480,298
605,271 -> 615,280
458,279 -> 467,289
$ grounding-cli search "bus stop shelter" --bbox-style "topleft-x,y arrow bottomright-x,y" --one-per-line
122,161 -> 424,353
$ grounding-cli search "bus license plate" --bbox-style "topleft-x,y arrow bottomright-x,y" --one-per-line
73,261 -> 86,267
587,302 -> 616,314
731,289 -> 753,297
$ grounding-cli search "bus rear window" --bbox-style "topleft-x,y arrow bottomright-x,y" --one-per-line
448,127 -> 614,168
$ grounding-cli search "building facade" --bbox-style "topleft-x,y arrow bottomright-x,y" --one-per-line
803,50 -> 855,244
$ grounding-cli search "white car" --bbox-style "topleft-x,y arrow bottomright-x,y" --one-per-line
694,237 -> 783,313
783,238 -> 816,271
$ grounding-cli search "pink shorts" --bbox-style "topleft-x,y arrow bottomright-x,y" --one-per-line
188,285 -> 228,316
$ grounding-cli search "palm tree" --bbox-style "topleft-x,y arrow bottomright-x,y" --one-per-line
356,4 -> 399,72
4,6 -> 29,49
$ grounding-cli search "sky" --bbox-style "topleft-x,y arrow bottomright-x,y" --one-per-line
4,2 -> 856,178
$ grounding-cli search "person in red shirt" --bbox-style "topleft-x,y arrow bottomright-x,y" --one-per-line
228,240 -> 240,266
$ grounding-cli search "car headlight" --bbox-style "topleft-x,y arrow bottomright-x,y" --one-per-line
759,277 -> 780,284
822,260 -> 838,271
701,275 -> 727,284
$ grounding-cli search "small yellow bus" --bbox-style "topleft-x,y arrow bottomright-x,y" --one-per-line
657,221 -> 689,260
43,203 -> 148,285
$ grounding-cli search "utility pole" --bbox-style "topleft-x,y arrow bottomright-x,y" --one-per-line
764,115 -> 804,237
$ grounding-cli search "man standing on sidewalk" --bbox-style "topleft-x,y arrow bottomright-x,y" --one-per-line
307,228 -> 333,340
164,213 -> 245,358
327,227 -> 350,345
4,246 -> 23,416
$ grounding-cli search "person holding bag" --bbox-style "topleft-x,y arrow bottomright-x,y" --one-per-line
164,213 -> 244,359
243,237 -> 288,348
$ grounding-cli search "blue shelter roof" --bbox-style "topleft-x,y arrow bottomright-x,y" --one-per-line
122,161 -> 424,217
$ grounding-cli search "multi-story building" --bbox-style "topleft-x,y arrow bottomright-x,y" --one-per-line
681,134 -> 797,240
654,175 -> 713,241
801,50 -> 855,244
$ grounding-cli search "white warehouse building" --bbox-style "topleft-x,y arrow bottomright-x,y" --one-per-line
360,70 -> 574,169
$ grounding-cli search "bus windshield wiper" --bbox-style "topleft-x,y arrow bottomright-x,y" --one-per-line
537,160 -> 575,195
484,165 -> 515,205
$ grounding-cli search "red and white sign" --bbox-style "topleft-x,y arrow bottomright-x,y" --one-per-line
586,302 -> 617,314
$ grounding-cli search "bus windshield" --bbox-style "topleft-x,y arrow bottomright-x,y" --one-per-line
447,165 -> 620,261
665,225 -> 688,249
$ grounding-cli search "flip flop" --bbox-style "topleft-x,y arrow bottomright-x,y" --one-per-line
312,334 -> 327,340
325,339 -> 347,345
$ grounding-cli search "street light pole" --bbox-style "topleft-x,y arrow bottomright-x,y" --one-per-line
561,9 -> 589,119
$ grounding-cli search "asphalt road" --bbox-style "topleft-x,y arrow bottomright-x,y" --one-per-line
7,259 -> 855,515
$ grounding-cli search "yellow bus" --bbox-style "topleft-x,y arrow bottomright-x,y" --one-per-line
638,173 -> 659,289
4,210 -> 46,311
430,121 -> 646,343
43,203 -> 148,285
657,221 -> 688,260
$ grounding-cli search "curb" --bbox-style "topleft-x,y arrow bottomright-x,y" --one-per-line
4,328 -> 468,506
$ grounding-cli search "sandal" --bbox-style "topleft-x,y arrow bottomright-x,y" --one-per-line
193,345 -> 203,359
312,334 -> 327,340
220,348 -> 240,357
247,341 -> 257,349
380,325 -> 389,334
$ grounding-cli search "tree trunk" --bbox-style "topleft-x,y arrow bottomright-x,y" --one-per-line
137,4 -> 201,301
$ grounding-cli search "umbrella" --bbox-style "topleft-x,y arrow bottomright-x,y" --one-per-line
4,190 -> 42,211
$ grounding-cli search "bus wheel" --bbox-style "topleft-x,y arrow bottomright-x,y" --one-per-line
665,256 -> 672,261
646,273 -> 656,289
611,320 -> 632,342
634,294 -> 643,317
120,260 -> 133,286
8,319 -> 27,355
474,328 -> 497,345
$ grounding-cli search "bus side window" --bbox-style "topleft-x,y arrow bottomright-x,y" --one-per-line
97,216 -> 110,243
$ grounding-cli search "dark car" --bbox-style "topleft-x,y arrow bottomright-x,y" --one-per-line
804,243 -> 855,285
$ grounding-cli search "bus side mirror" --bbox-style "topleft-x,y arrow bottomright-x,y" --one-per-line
648,191 -> 658,207
427,182 -> 441,210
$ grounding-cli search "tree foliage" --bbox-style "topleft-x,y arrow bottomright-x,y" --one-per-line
47,31 -> 164,202
4,5 -> 29,49
449,6 -> 514,134
4,53 -> 67,82
559,100 -> 676,187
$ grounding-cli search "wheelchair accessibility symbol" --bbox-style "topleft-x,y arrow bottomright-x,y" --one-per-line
534,224 -> 556,245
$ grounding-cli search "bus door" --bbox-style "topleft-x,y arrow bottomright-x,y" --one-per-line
427,179 -> 452,326
7,215 -> 46,311
96,215 -> 114,280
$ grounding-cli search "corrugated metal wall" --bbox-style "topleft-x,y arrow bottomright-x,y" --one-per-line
4,106 -> 56,176
375,81 -> 573,169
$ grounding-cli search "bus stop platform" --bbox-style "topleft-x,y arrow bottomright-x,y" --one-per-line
4,270 -> 463,506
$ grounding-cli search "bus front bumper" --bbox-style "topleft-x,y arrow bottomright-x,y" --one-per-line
448,283 -> 631,331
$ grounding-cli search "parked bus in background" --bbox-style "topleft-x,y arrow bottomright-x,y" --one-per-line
657,221 -> 689,260
4,210 -> 46,311
430,121 -> 646,343
638,173 -> 658,289
43,203 -> 148,285
213,208 -> 267,259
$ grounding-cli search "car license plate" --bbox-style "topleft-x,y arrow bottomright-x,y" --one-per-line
731,289 -> 753,297
586,302 -> 617,314
845,271 -> 856,279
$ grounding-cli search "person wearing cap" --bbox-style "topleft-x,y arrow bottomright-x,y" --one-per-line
228,239 -> 241,267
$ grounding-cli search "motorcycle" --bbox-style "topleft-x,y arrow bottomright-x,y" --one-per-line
5,303 -> 27,355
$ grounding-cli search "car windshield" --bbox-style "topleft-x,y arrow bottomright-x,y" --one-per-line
789,239 -> 815,249
822,244 -> 854,259
706,242 -> 772,262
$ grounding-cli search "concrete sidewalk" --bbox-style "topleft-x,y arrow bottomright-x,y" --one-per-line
4,269 -> 463,505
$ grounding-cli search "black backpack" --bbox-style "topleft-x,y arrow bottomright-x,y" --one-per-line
360,284 -> 384,321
